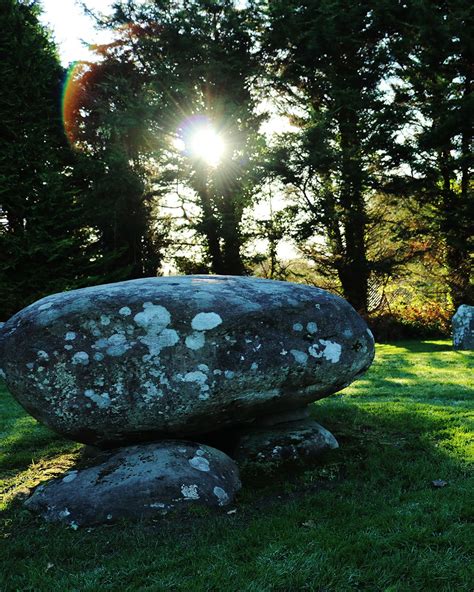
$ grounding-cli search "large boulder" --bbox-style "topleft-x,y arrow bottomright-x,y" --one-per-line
452,305 -> 474,350
25,441 -> 240,527
0,276 -> 374,445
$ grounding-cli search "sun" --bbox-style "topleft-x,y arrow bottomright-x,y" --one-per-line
182,123 -> 226,167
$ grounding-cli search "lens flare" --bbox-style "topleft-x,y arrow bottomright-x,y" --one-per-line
62,61 -> 86,147
178,117 -> 226,167
62,61 -> 102,148
188,126 -> 225,167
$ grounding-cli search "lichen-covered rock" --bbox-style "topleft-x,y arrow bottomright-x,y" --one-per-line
0,276 -> 374,445
234,419 -> 339,465
452,305 -> 474,350
25,441 -> 240,527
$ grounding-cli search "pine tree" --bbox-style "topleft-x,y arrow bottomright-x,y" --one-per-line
88,0 -> 266,275
261,0 -> 412,313
0,0 -> 91,319
395,0 -> 473,308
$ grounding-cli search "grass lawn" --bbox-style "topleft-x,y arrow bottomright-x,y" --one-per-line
1,340 -> 473,591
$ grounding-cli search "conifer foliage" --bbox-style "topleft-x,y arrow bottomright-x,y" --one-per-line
0,0 -> 90,319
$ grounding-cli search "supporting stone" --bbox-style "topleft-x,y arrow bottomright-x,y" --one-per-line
234,418 -> 339,465
25,441 -> 241,527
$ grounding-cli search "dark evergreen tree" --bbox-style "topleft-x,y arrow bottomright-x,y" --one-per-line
0,0 -> 92,319
64,48 -> 169,281
394,0 -> 473,308
92,0 -> 266,275
261,0 -> 412,313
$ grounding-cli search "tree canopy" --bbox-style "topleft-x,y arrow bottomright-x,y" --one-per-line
0,0 -> 471,321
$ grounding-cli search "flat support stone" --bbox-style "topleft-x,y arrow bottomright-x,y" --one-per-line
25,441 -> 241,527
234,418 -> 339,465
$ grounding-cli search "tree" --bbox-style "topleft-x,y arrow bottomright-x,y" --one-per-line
261,0 -> 413,313
393,0 -> 473,308
90,0 -> 266,275
0,0 -> 92,319
63,46 -> 170,281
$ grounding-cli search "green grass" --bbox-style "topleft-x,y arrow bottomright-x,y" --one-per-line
1,340 -> 473,591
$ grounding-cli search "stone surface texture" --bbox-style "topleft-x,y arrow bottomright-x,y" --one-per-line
234,418 -> 339,464
0,276 -> 374,445
25,441 -> 241,527
452,304 -> 474,350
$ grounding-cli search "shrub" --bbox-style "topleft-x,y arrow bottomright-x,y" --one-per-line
369,302 -> 452,341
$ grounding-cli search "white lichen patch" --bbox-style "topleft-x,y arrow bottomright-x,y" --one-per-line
290,349 -> 308,364
224,370 -> 235,379
184,370 -> 210,400
306,322 -> 318,334
0,368 -> 6,380
250,362 -> 259,371
185,331 -> 205,350
58,508 -> 71,519
308,340 -> 342,363
141,380 -> 163,401
62,471 -> 78,483
366,328 -> 374,340
134,303 -> 170,332
189,456 -> 210,472
213,369 -> 222,376
191,312 -> 223,331
64,344 -> 73,351
72,351 -> 89,366
213,486 -> 229,506
36,350 -> 49,361
100,315 -> 111,326
184,371 -> 207,385
65,332 -> 76,341
119,306 -> 132,316
105,333 -> 131,357
181,484 -> 200,499
293,323 -> 303,332
94,352 -> 104,362
84,389 -> 111,408
156,329 -> 179,349
133,304 -> 178,355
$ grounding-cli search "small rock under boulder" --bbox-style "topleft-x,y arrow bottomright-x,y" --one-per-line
452,305 -> 474,350
234,418 -> 339,465
25,441 -> 241,527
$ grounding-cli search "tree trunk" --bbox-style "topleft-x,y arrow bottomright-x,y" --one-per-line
337,108 -> 369,314
195,172 -> 225,274
220,192 -> 246,276
440,148 -> 473,310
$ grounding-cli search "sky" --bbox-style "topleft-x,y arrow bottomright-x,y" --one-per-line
40,0 -> 246,65
40,0 -> 115,65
